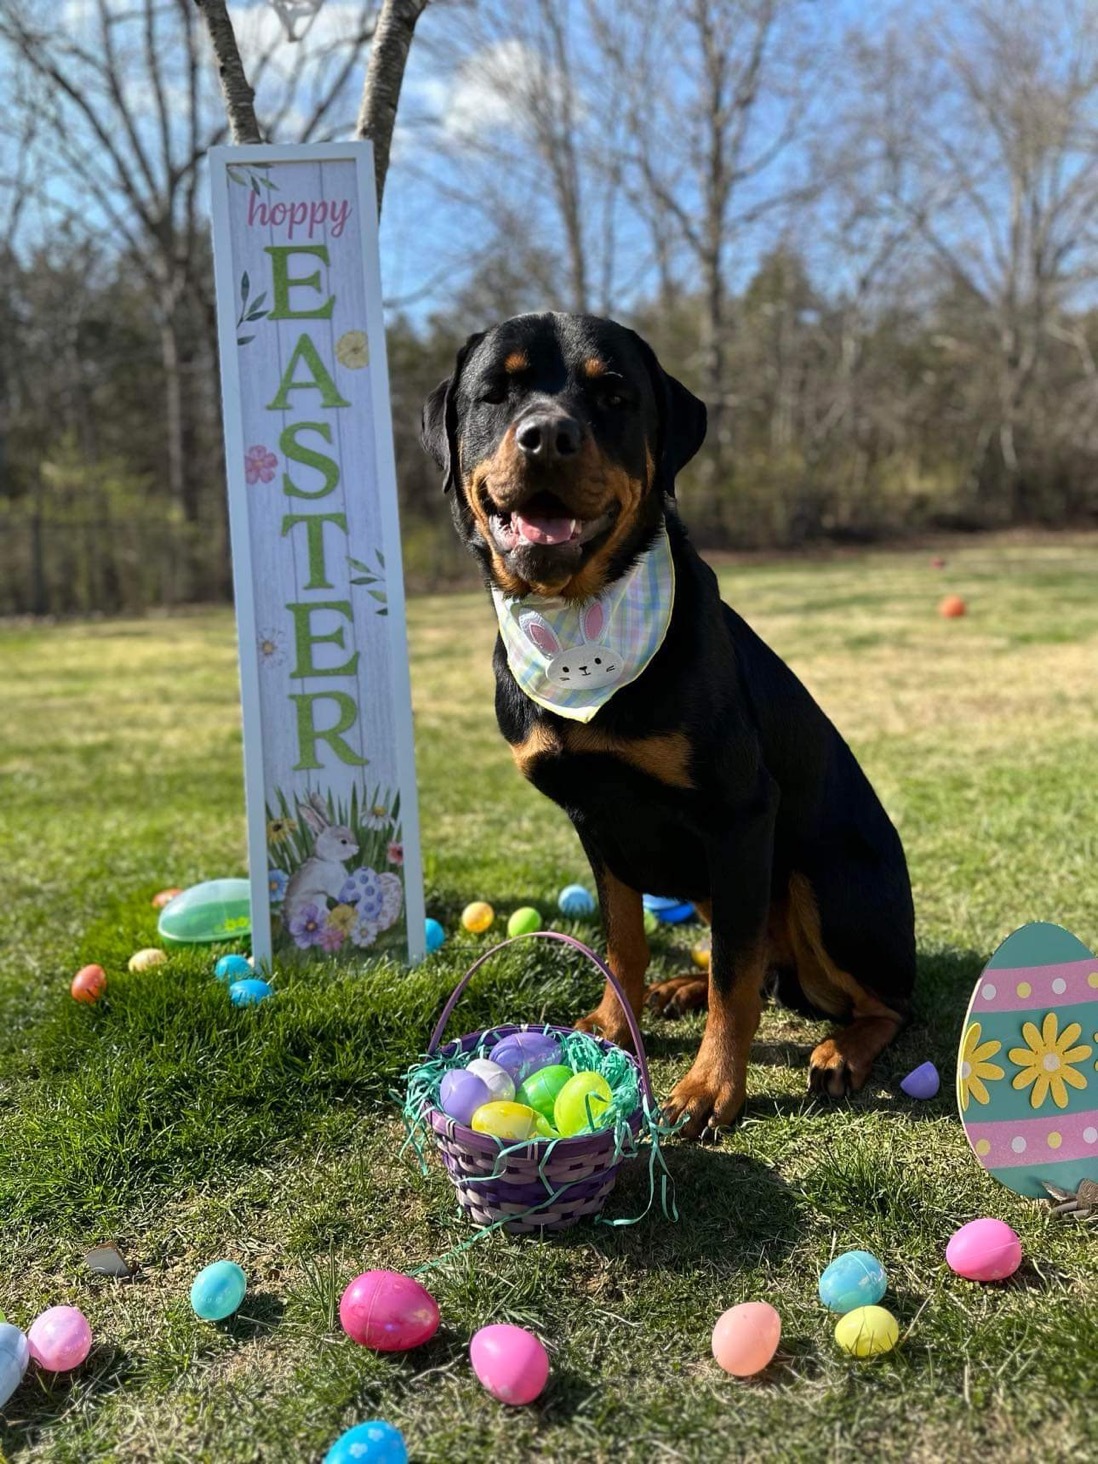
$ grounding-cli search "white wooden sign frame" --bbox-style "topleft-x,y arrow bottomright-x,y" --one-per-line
210,141 -> 424,968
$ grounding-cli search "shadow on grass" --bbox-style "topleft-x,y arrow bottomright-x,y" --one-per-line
0,1342 -> 132,1458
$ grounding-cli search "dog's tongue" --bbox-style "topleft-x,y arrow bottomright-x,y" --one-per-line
513,510 -> 577,546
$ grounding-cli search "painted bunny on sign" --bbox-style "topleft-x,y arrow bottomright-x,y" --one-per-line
520,601 -> 621,690
281,792 -> 359,926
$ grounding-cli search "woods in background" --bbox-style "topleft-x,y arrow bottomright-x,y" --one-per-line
2,0 -> 1097,615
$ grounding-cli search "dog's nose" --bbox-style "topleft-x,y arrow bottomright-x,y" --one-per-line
515,413 -> 581,460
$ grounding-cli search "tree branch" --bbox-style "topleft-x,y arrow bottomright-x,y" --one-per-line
355,0 -> 430,216
192,0 -> 262,145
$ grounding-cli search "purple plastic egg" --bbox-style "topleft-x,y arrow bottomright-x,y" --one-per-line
946,1218 -> 1022,1282
900,1061 -> 940,1100
440,1068 -> 492,1127
27,1306 -> 92,1372
470,1323 -> 549,1405
489,1033 -> 564,1085
339,1271 -> 439,1352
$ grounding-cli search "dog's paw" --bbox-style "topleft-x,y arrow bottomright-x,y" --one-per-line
646,974 -> 709,1018
808,1037 -> 868,1098
662,1062 -> 745,1141
575,1005 -> 635,1051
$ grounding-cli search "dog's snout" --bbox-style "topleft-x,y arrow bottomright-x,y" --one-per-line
516,412 -> 582,460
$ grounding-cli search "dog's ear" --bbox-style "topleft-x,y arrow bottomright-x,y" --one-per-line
420,331 -> 486,494
628,332 -> 707,496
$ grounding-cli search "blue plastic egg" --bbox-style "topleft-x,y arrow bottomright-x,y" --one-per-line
190,1260 -> 247,1321
325,1420 -> 407,1464
0,1322 -> 30,1408
425,918 -> 445,953
818,1250 -> 887,1314
558,883 -> 596,917
229,978 -> 271,1007
215,954 -> 252,982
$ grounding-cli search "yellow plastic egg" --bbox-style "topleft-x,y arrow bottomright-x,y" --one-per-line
461,901 -> 495,934
834,1305 -> 899,1358
128,947 -> 167,972
553,1071 -> 613,1136
470,1101 -> 540,1141
691,940 -> 711,969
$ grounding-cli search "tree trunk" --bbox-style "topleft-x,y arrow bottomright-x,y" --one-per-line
355,0 -> 430,217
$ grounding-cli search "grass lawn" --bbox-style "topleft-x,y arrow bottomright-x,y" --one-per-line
1,533 -> 1096,1462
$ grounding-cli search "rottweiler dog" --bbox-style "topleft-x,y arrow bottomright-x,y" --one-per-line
421,312 -> 916,1138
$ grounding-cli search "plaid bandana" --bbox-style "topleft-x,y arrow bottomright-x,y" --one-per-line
491,527 -> 675,723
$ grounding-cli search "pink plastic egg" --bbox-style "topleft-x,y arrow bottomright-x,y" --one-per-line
946,1218 -> 1022,1282
470,1323 -> 549,1405
27,1306 -> 92,1372
711,1302 -> 782,1377
339,1270 -> 439,1352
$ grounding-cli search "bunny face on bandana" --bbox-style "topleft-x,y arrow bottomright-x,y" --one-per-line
492,527 -> 675,723
519,601 -> 622,691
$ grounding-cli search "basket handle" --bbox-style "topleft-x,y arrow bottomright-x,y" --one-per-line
426,930 -> 654,1105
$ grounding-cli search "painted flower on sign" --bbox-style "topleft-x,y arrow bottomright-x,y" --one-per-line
268,868 -> 289,906
958,1021 -> 1004,1110
319,924 -> 345,953
245,444 -> 279,484
288,902 -> 326,949
267,817 -> 297,843
328,903 -> 356,936
387,841 -> 404,867
257,629 -> 285,668
335,329 -> 368,369
1009,1012 -> 1092,1110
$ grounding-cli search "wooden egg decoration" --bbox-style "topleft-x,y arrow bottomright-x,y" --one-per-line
957,922 -> 1098,1198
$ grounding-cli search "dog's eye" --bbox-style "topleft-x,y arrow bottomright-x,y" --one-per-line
477,381 -> 508,405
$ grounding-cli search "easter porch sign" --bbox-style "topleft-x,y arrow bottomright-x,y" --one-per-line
210,143 -> 424,966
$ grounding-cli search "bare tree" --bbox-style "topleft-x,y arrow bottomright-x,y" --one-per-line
0,0 -> 375,594
843,0 -> 1098,514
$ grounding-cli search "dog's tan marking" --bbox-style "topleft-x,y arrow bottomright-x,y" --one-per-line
510,721 -> 563,779
566,727 -> 693,788
575,871 -> 648,1049
504,350 -> 528,373
663,941 -> 768,1137
777,873 -> 903,1095
583,356 -> 609,377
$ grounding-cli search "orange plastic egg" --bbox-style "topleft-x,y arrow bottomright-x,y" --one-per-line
711,1302 -> 781,1377
939,594 -> 966,618
151,887 -> 182,909
71,964 -> 107,1004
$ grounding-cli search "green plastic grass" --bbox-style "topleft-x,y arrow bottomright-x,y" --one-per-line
0,535 -> 1096,1461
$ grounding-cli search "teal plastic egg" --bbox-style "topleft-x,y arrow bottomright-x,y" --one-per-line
818,1250 -> 887,1313
324,1420 -> 407,1464
215,954 -> 252,982
425,918 -> 446,952
0,1322 -> 30,1407
229,978 -> 271,1007
158,879 -> 251,947
190,1260 -> 247,1321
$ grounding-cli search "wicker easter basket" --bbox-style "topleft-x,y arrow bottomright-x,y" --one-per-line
420,931 -> 655,1234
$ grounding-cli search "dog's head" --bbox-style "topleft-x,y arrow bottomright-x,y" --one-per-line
420,313 -> 706,599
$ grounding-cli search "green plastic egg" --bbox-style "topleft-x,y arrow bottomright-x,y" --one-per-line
507,907 -> 542,938
554,1071 -> 613,1136
470,1101 -> 540,1141
516,1064 -> 574,1122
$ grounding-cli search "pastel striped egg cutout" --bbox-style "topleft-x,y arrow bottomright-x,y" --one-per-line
957,921 -> 1098,1198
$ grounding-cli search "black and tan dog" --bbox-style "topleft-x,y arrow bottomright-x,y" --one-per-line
421,312 -> 916,1138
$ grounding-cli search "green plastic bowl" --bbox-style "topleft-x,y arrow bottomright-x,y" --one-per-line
157,879 -> 252,947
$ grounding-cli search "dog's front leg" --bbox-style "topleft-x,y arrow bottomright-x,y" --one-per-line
574,863 -> 648,1051
663,783 -> 777,1139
